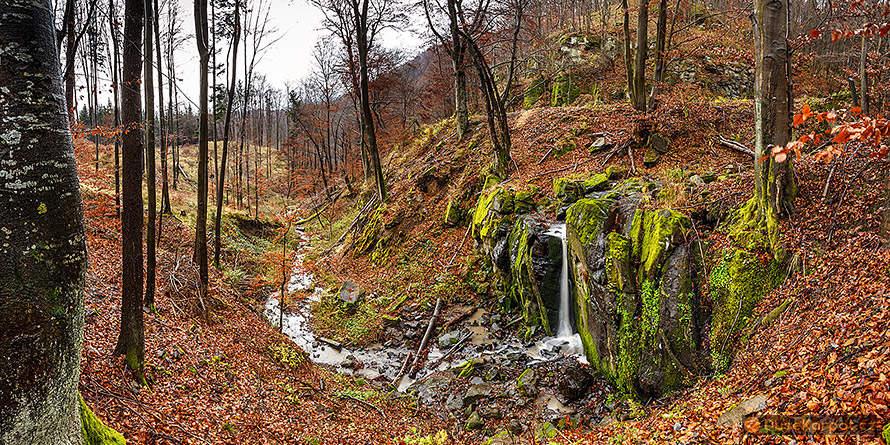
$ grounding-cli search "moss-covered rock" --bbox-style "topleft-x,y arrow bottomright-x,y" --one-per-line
80,395 -> 126,445
554,174 -> 610,209
355,204 -> 387,256
524,75 -> 548,109
444,200 -> 462,227
552,74 -> 581,107
567,191 -> 701,399
708,248 -> 783,372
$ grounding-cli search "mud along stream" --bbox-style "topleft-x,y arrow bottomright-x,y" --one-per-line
263,227 -> 614,432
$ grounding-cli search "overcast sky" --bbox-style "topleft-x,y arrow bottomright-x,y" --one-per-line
78,0 -> 427,111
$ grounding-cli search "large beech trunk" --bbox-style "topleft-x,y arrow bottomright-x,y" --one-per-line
0,0 -> 88,440
752,0 -> 795,217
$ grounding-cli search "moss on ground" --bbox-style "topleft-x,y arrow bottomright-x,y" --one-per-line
80,395 -> 126,445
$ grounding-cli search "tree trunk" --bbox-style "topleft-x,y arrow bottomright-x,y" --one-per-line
110,0 -> 122,217
114,0 -> 146,379
214,0 -> 240,267
144,0 -> 157,311
0,1 -> 89,439
632,0 -> 648,111
194,0 -> 210,295
155,0 -> 170,215
752,0 -> 795,225
860,34 -> 869,115
621,0 -> 634,105
650,0 -> 668,109
356,5 -> 387,202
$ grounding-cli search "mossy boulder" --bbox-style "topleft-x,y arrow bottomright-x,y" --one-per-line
506,216 -> 567,334
553,173 -> 609,206
708,248 -> 783,372
552,74 -> 581,107
566,190 -> 703,399
444,200 -> 463,227
524,75 -> 549,108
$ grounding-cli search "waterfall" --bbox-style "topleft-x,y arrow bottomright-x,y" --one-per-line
546,223 -> 573,338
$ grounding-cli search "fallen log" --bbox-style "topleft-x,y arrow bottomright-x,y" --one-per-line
717,136 -> 755,158
408,297 -> 443,377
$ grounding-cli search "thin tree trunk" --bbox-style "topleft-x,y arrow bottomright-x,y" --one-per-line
115,0 -> 146,380
144,0 -> 157,311
110,0 -> 122,216
194,0 -> 210,295
156,0 -> 170,216
214,0 -> 240,267
632,0 -> 648,111
860,34 -> 869,115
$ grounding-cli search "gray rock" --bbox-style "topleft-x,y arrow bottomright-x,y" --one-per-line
340,358 -> 355,369
463,383 -> 494,407
690,175 -> 705,187
516,369 -> 538,397
478,405 -> 503,419
340,280 -> 361,303
465,411 -> 485,431
438,330 -> 462,349
717,394 -> 769,426
507,420 -> 524,436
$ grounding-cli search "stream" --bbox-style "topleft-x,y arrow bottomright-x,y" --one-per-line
263,224 -> 585,394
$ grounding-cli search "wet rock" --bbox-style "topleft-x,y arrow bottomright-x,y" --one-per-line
408,372 -> 454,406
340,358 -> 355,369
339,280 -> 361,303
445,394 -> 462,412
516,369 -> 538,397
438,330 -> 462,349
463,383 -> 493,407
555,364 -> 593,403
508,420 -> 524,436
465,411 -> 484,431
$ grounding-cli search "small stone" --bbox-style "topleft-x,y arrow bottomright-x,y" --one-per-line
339,280 -> 361,303
507,420 -> 524,435
644,146 -> 660,168
700,171 -> 717,183
690,175 -> 705,187
340,358 -> 355,369
463,383 -> 493,407
465,411 -> 485,431
516,369 -> 538,397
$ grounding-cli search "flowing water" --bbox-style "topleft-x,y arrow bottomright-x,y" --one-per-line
263,224 -> 585,392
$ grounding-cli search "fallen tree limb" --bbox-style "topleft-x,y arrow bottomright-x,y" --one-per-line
408,297 -> 443,377
717,136 -> 755,158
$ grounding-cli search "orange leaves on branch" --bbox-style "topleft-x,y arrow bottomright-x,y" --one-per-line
770,104 -> 890,163
809,29 -> 820,38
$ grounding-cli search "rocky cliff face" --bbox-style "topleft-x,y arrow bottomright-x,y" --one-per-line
471,174 -> 723,399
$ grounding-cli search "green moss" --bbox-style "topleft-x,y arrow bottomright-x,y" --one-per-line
513,186 -> 539,213
80,395 -> 126,445
605,232 -> 632,292
639,209 -> 690,279
708,248 -> 783,371
444,200 -> 462,226
523,75 -> 548,108
565,198 -> 612,246
516,369 -> 536,396
355,204 -> 386,256
552,74 -> 581,107
606,165 -> 629,180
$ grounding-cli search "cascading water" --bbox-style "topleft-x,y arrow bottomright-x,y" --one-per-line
545,223 -> 573,338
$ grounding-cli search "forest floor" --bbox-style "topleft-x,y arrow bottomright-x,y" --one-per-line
73,140 -> 451,444
72,102 -> 890,445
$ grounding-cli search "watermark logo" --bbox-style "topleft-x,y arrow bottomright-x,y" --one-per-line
743,415 -> 882,436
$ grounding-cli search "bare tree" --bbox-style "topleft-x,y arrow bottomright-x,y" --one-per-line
115,0 -> 146,381
195,0 -> 210,294
214,0 -> 240,267
144,0 -> 157,311
423,0 -> 469,139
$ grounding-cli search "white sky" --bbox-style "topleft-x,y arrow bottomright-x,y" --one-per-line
77,0 -> 427,111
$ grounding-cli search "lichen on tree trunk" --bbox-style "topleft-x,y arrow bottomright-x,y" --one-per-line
0,0 -> 122,441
